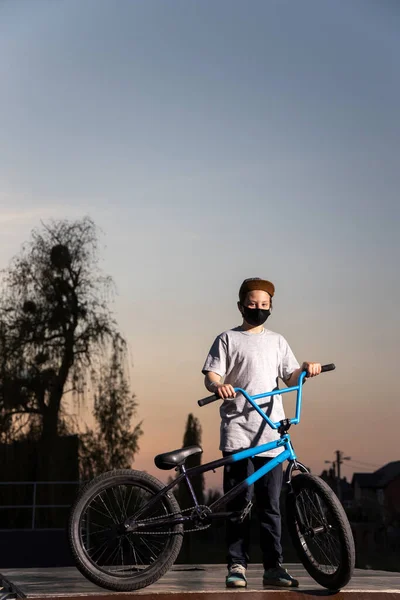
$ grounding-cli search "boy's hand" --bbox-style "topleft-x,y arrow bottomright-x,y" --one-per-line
302,362 -> 322,378
214,383 -> 236,399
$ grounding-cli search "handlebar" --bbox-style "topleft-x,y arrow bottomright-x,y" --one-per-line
198,363 -> 335,428
320,363 -> 336,373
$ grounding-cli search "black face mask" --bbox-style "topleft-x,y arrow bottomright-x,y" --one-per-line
241,305 -> 271,326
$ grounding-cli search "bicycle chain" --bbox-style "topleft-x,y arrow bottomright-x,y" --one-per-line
129,505 -> 211,536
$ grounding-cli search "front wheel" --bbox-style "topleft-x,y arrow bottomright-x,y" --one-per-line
68,469 -> 183,591
286,473 -> 355,590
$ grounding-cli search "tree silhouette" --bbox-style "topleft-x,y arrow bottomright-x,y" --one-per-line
0,217 -> 139,479
79,336 -> 143,478
177,413 -> 205,507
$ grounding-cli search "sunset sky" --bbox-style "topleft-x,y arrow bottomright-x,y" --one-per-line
1,0 -> 399,491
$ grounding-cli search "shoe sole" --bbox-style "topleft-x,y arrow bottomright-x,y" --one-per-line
226,581 -> 247,588
263,581 -> 299,588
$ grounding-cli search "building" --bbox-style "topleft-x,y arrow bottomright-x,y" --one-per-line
352,461 -> 400,524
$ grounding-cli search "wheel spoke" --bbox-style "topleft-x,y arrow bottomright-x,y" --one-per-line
98,490 -> 119,524
89,501 -> 117,522
139,535 -> 159,562
104,539 -> 122,567
91,538 -> 112,564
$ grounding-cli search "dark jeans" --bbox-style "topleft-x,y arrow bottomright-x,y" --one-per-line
223,452 -> 283,570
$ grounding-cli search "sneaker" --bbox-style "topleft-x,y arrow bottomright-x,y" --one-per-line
226,564 -> 247,588
263,566 -> 299,587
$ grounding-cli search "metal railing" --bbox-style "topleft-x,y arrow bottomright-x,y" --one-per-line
0,481 -> 82,531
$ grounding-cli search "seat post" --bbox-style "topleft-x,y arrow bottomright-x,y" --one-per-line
179,464 -> 200,508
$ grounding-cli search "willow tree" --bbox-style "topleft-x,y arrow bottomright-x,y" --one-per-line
79,336 -> 143,479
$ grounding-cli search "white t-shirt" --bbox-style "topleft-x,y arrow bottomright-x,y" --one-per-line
202,326 -> 300,457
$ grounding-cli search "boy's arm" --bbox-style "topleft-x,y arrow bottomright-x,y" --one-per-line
204,371 -> 222,392
204,372 -> 236,398
285,362 -> 322,387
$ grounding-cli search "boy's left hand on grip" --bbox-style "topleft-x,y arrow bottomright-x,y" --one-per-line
216,383 -> 236,399
302,362 -> 322,377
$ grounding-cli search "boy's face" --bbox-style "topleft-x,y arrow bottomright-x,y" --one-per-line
242,289 -> 271,310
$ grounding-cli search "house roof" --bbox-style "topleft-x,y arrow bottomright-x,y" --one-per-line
352,461 -> 400,489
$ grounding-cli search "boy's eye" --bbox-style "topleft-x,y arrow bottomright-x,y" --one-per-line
248,303 -> 269,308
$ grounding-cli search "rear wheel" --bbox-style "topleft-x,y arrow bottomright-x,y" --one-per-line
286,473 -> 355,590
69,469 -> 183,591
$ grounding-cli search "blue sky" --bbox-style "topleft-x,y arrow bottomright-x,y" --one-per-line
0,0 -> 399,486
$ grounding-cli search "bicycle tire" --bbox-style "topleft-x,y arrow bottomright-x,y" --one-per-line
286,473 -> 355,590
68,469 -> 183,591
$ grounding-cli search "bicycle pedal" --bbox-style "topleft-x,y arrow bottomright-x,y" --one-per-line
238,501 -> 253,522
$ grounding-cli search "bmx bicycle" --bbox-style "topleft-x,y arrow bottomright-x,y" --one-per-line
69,363 -> 355,591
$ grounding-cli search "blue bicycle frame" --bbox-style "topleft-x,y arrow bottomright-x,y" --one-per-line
230,370 -> 307,482
127,366 -> 335,529
206,370 -> 308,513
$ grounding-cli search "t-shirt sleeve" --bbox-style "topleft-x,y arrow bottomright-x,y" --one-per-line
278,336 -> 300,382
202,335 -> 228,377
